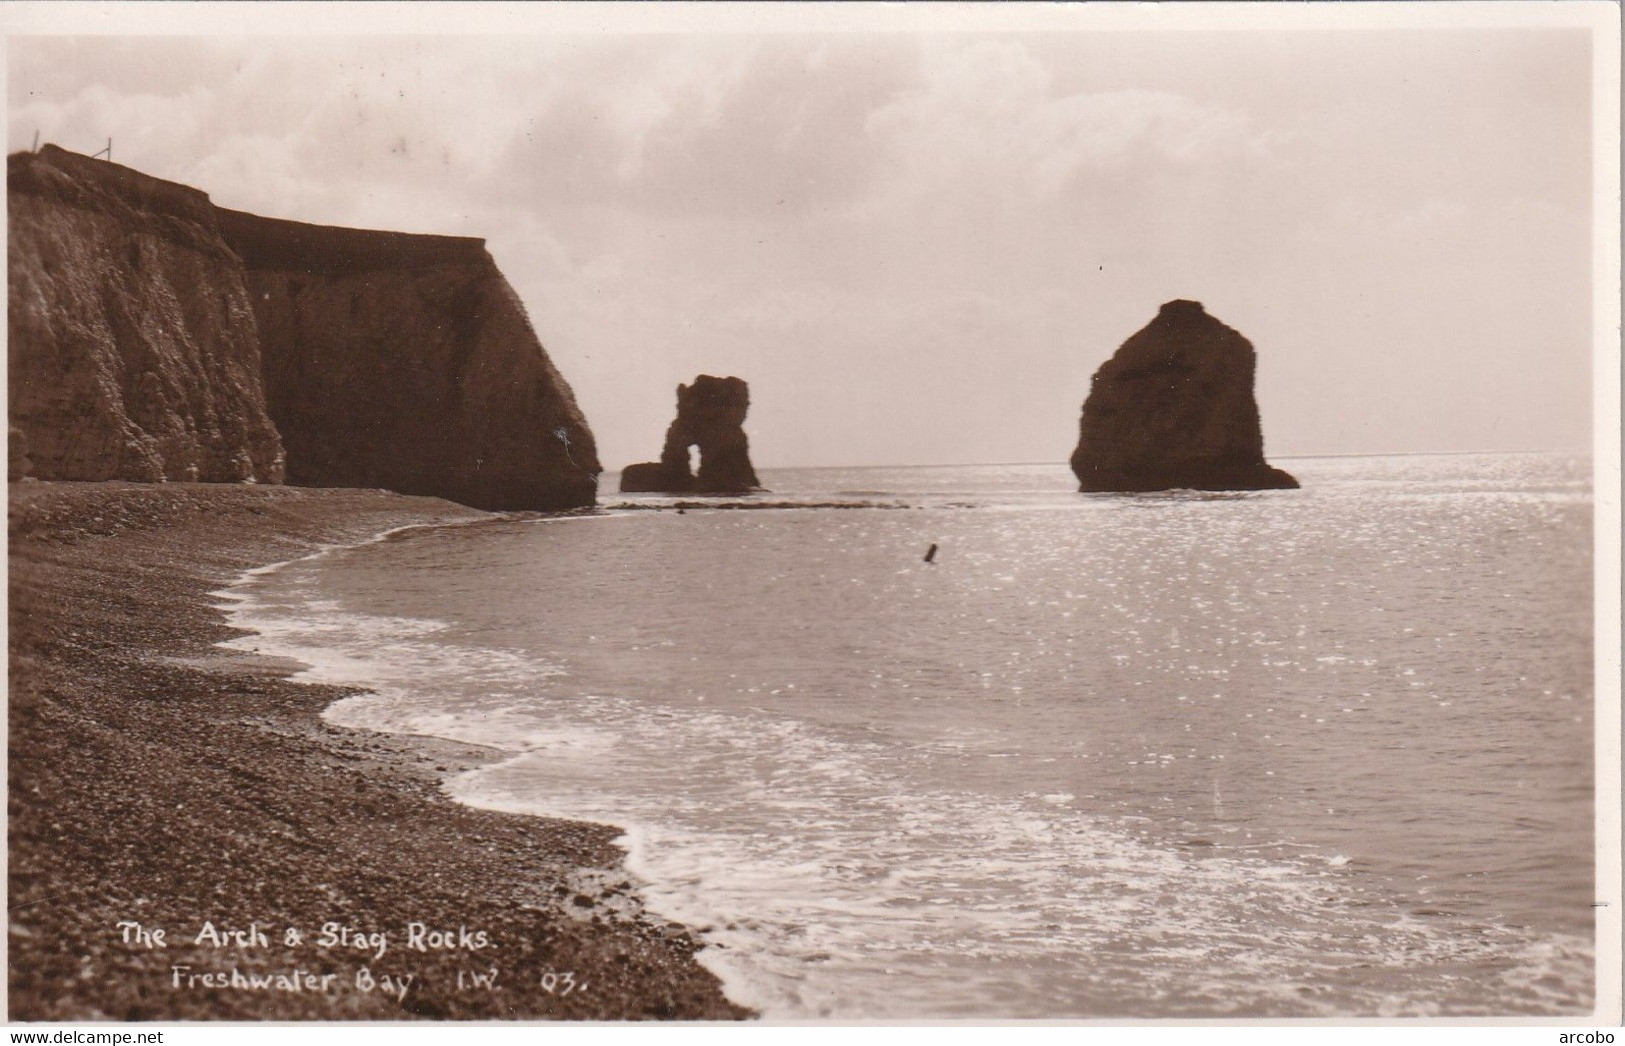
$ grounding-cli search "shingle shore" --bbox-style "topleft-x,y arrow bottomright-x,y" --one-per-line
8,481 -> 750,1021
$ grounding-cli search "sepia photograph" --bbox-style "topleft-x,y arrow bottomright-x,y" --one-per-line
4,0 -> 1620,1030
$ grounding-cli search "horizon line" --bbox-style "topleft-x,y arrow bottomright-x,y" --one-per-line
595,448 -> 1594,474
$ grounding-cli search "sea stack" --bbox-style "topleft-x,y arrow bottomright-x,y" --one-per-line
1069,300 -> 1298,492
620,375 -> 763,494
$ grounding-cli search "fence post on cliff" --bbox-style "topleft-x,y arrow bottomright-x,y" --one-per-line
91,137 -> 111,161
31,130 -> 38,153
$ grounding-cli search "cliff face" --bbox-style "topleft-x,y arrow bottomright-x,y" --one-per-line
219,210 -> 599,512
8,146 -> 285,483
8,146 -> 599,510
620,375 -> 762,494
1070,300 -> 1298,492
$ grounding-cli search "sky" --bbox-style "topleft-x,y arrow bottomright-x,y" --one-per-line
5,5 -> 1608,469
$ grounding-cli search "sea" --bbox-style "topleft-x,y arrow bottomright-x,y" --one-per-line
217,453 -> 1597,1019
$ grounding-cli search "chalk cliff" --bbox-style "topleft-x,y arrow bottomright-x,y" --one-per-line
8,146 -> 285,483
219,210 -> 599,511
1069,300 -> 1298,492
8,145 -> 600,510
620,375 -> 762,494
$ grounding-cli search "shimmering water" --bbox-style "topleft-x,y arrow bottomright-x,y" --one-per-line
220,454 -> 1595,1018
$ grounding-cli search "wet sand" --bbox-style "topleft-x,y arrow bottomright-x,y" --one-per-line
7,481 -> 751,1021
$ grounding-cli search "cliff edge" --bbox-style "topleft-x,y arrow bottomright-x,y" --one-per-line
8,145 -> 599,510
1069,300 -> 1297,493
218,209 -> 599,511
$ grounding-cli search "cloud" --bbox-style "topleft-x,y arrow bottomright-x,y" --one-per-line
478,36 -> 916,219
6,30 -> 1596,463
865,39 -> 1268,205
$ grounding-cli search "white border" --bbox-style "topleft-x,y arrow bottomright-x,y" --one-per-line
2,1 -> 1619,1035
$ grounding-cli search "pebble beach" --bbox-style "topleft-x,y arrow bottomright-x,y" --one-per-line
7,480 -> 750,1021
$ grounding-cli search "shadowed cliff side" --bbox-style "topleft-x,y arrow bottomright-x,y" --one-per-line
8,146 -> 285,483
219,210 -> 600,512
7,145 -> 600,511
621,375 -> 763,495
1070,300 -> 1298,493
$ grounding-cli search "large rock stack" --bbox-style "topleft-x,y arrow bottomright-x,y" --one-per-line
1070,300 -> 1297,493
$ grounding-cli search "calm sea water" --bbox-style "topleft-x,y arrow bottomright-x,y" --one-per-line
220,454 -> 1595,1018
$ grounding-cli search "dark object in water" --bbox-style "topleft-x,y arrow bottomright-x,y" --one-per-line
1070,300 -> 1297,492
924,543 -> 938,564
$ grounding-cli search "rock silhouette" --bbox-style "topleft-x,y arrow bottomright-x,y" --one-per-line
8,145 -> 599,510
1070,300 -> 1298,492
621,375 -> 763,494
